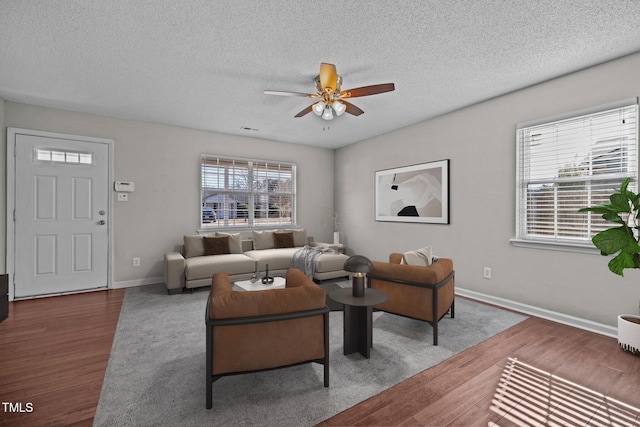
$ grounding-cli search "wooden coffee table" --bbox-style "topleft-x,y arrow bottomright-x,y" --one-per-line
328,287 -> 387,358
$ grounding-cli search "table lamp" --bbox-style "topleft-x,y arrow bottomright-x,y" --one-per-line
343,255 -> 373,297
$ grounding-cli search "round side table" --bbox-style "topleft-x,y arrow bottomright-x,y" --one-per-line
329,287 -> 387,358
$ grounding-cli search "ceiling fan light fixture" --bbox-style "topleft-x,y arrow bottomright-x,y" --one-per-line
264,63 -> 395,120
332,101 -> 346,116
322,106 -> 334,120
313,101 -> 325,116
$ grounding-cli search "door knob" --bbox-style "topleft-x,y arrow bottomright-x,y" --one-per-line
99,210 -> 106,215
98,220 -> 106,225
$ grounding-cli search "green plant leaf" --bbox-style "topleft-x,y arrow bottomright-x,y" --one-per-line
623,234 -> 640,254
609,193 -> 631,212
608,251 -> 635,276
592,227 -> 631,255
620,177 -> 631,194
602,211 -> 625,224
578,205 -> 616,215
632,193 -> 640,211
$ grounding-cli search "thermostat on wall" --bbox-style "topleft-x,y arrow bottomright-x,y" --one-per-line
114,181 -> 135,192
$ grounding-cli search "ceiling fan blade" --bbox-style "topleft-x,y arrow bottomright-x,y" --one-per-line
342,100 -> 365,116
319,63 -> 338,93
294,105 -> 314,118
339,83 -> 395,98
264,90 -> 316,98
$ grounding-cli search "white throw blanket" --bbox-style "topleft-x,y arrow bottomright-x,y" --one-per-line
290,245 -> 337,278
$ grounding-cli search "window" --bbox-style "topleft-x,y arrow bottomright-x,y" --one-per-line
35,148 -> 93,164
200,155 -> 296,229
515,99 -> 638,248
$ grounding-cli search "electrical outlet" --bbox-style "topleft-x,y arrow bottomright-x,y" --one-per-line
483,267 -> 492,279
133,257 -> 141,267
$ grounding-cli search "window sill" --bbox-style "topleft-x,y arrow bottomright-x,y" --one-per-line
509,238 -> 600,255
198,225 -> 297,234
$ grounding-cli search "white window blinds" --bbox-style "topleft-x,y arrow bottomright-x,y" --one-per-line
516,99 -> 638,245
200,155 -> 296,229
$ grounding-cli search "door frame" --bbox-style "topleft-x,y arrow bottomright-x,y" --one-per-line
6,127 -> 114,301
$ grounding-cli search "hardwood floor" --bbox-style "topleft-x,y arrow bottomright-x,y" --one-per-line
1,290 -> 639,426
318,316 -> 640,426
0,289 -> 124,427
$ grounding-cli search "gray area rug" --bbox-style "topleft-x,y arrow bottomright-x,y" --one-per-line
93,282 -> 527,426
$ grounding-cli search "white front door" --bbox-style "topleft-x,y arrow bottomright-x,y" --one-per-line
11,130 -> 111,298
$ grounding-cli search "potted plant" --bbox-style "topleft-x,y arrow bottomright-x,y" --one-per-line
579,177 -> 640,354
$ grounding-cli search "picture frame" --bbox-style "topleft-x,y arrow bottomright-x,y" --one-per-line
375,159 -> 449,224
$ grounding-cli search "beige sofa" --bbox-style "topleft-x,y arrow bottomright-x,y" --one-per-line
164,229 -> 349,294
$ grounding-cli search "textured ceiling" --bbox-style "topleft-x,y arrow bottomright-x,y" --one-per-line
1,1 -> 640,149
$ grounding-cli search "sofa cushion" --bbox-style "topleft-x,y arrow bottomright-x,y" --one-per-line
185,254 -> 256,281
285,228 -> 307,247
314,253 -> 350,273
401,246 -> 433,266
252,230 -> 276,250
184,234 -> 213,258
273,231 -> 295,248
245,247 -> 300,270
203,236 -> 230,255
216,232 -> 242,254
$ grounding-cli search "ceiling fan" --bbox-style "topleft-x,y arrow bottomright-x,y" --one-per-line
264,63 -> 395,120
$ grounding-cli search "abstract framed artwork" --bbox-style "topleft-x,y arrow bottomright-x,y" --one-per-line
375,159 -> 449,224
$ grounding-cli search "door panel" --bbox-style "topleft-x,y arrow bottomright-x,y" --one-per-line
35,235 -> 56,275
36,176 -> 57,219
14,133 -> 110,298
73,177 -> 92,219
72,234 -> 92,272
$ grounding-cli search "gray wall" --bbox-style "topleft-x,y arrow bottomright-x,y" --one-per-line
3,102 -> 335,284
335,52 -> 640,326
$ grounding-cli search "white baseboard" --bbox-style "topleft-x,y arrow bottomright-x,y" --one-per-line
112,276 -> 164,289
456,287 -> 617,338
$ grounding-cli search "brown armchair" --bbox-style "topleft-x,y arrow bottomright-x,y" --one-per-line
205,268 -> 329,409
367,254 -> 455,345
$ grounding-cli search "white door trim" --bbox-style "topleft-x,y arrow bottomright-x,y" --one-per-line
6,127 -> 114,301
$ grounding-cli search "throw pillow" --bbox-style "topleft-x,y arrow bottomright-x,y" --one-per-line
401,246 -> 433,266
216,232 -> 242,254
273,231 -> 295,248
252,230 -> 276,250
203,236 -> 231,255
184,234 -> 210,258
285,228 -> 307,247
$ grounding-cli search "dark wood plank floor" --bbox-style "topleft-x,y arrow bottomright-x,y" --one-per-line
2,289 -> 639,426
318,315 -> 640,426
0,289 -> 125,427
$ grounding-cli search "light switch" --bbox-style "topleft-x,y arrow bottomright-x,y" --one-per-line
117,193 -> 128,202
